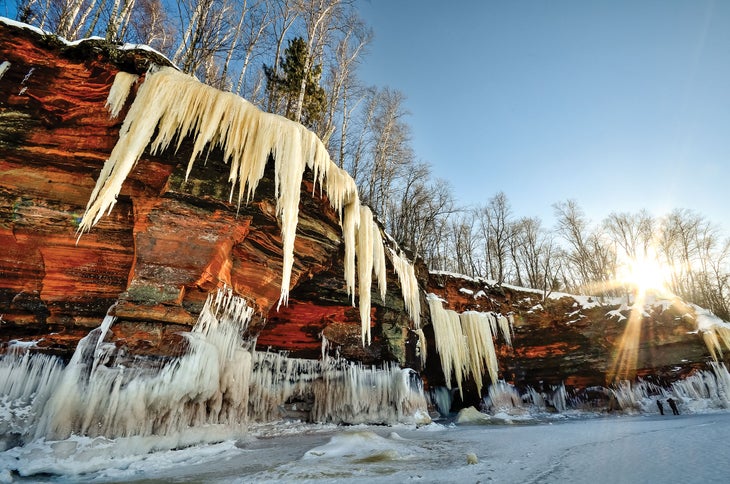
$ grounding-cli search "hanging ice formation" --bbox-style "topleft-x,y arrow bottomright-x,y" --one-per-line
0,288 -> 428,445
390,248 -> 421,328
609,362 -> 730,413
81,67 -> 416,344
694,306 -> 730,361
0,61 -> 10,81
105,71 -> 138,118
426,294 -> 513,397
414,328 -> 428,367
427,296 -> 467,396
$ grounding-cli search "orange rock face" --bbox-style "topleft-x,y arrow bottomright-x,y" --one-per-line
425,272 -> 715,399
0,22 -> 716,401
0,22 -> 416,366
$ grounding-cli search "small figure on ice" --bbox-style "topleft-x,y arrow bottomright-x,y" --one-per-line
656,399 -> 664,415
667,397 -> 679,415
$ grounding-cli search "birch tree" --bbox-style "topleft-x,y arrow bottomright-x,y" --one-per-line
233,0 -> 274,97
320,12 -> 371,148
106,0 -> 137,42
172,0 -> 234,79
266,0 -> 299,112
129,0 -> 174,52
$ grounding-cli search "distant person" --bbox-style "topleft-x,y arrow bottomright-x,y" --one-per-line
656,399 -> 664,415
667,397 -> 679,415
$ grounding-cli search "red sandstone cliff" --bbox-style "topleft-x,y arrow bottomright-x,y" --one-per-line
425,271 -> 720,406
1,21 -> 723,403
0,20 -> 423,366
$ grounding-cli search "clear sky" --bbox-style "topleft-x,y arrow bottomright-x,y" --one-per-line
357,0 -> 729,231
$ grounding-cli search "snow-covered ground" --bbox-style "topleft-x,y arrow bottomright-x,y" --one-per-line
1,411 -> 728,483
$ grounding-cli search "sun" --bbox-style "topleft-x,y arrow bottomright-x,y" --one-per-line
616,252 -> 671,297
609,250 -> 673,382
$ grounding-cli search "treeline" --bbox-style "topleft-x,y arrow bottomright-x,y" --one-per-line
12,1 -> 729,318
437,196 -> 730,321
13,0 -> 454,253
12,0 -> 458,283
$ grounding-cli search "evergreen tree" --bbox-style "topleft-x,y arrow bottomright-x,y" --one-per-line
264,37 -> 326,128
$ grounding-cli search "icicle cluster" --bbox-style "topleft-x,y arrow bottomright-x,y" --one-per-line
610,363 -> 730,414
0,350 -> 63,439
105,71 -> 138,118
428,296 -> 468,396
0,290 -> 256,441
671,362 -> 730,409
484,381 -> 522,412
426,295 -> 513,397
391,249 -> 421,328
699,322 -> 730,362
460,311 -> 499,396
0,289 -> 429,444
78,68 -> 415,344
311,362 -> 427,424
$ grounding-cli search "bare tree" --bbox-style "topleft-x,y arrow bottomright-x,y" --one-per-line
54,0 -> 85,37
656,209 -> 729,318
128,0 -> 174,52
448,213 -> 479,277
477,192 -> 513,284
105,0 -> 137,42
172,0 -> 234,79
554,200 -> 615,293
15,0 -> 45,25
387,163 -> 455,260
603,210 -> 654,261
320,12 -> 371,147
346,85 -> 376,178
358,87 -> 412,217
264,0 -> 299,112
233,0 -> 274,98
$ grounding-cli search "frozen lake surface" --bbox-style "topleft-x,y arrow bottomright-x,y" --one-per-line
3,411 -> 728,483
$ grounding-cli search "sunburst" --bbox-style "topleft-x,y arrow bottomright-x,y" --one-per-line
608,249 -> 674,383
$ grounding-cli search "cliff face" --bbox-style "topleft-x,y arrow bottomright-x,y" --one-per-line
0,21 -> 419,365
0,21 -> 721,402
425,271 -> 716,398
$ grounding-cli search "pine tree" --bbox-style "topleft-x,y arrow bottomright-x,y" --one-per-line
264,37 -> 326,128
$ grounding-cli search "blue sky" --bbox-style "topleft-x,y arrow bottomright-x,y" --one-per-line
357,0 -> 729,230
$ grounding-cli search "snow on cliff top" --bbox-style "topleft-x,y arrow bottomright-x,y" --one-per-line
1,16 -> 173,64
430,269 -> 620,309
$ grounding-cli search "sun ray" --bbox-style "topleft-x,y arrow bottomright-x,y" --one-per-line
608,246 -> 676,383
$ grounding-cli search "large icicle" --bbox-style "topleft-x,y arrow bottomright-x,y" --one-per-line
498,314 -> 514,347
105,71 -> 139,118
414,328 -> 428,367
391,249 -> 421,328
372,220 -> 388,302
83,66 -> 415,342
357,205 -> 375,345
427,295 -> 468,397
343,200 -> 361,304
426,295 -> 511,398
695,307 -> 730,361
460,311 -> 499,396
274,124 -> 307,308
